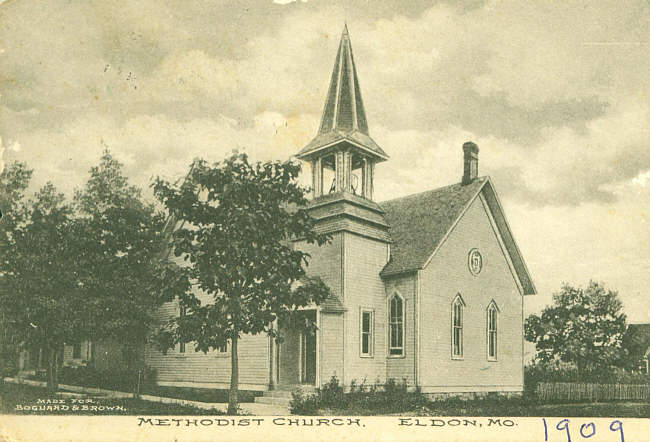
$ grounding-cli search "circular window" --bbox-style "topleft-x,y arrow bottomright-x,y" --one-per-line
468,248 -> 483,276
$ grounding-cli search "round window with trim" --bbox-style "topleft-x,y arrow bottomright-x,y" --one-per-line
468,248 -> 483,276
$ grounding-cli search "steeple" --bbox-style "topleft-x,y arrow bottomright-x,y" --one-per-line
297,25 -> 388,200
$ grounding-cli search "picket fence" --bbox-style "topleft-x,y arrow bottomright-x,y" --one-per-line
536,382 -> 650,402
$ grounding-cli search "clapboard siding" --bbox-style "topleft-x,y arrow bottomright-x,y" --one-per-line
145,295 -> 270,388
384,274 -> 416,385
343,232 -> 389,385
320,312 -> 344,382
419,194 -> 524,392
294,232 -> 343,301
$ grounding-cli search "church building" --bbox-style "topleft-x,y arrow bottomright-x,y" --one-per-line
143,26 -> 536,399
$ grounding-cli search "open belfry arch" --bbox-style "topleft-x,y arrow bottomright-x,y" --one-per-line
297,25 -> 388,201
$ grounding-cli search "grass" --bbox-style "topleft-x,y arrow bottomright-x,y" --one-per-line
27,372 -> 259,403
0,382 -> 226,415
326,397 -> 650,417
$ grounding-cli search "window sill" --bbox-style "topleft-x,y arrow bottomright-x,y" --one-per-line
451,356 -> 464,361
360,354 -> 374,359
487,358 -> 498,362
387,354 -> 406,359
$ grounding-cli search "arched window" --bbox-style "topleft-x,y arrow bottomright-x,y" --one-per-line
388,293 -> 404,356
451,294 -> 465,359
487,301 -> 499,361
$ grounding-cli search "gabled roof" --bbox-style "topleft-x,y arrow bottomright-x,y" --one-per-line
297,25 -> 388,161
379,177 -> 536,296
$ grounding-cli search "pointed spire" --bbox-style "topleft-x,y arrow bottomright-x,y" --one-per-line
297,25 -> 387,161
319,25 -> 367,135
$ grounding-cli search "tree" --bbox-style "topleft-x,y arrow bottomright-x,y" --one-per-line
0,162 -> 34,376
525,281 -> 628,372
0,152 -> 186,392
73,151 -> 189,374
0,180 -> 82,390
153,153 -> 331,414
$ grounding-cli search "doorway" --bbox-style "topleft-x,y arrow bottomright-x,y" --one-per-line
277,310 -> 317,386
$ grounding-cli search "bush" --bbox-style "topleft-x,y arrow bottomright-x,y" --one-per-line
38,365 -> 158,394
290,388 -> 320,415
317,374 -> 345,407
290,376 -> 427,415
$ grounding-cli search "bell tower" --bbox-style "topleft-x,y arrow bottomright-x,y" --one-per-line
297,25 -> 388,202
292,26 -> 392,388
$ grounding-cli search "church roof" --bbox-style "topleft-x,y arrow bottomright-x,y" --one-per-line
380,177 -> 536,295
380,178 -> 487,276
297,25 -> 388,161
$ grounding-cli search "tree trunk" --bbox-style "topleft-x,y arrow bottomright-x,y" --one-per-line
46,347 -> 58,393
227,333 -> 239,415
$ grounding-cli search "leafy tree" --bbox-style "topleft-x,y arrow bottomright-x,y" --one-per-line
0,153 -> 186,391
0,181 -> 82,390
153,153 -> 331,414
73,150 -> 189,372
0,162 -> 34,375
525,281 -> 628,372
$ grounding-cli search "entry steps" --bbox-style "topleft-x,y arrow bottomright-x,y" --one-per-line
254,385 -> 317,407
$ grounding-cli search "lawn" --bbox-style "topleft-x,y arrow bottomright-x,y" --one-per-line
323,398 -> 650,418
0,382 -> 226,415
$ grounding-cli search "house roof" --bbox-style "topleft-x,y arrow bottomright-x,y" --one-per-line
297,25 -> 388,161
379,177 -> 536,296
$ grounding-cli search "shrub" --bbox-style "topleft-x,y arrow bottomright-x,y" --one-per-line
290,388 -> 320,415
317,374 -> 345,407
42,365 -> 158,394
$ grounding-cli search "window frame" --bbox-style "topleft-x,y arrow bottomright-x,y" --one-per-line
451,294 -> 465,360
387,292 -> 405,358
72,343 -> 81,359
486,300 -> 499,361
359,308 -> 374,358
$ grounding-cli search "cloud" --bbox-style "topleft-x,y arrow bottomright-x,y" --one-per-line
5,110 -> 317,198
1,0 -> 650,321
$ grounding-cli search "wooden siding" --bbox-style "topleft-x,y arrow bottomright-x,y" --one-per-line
295,232 -> 343,302
144,292 -> 270,389
343,232 -> 390,385
319,312 -> 344,382
418,194 -> 524,392
384,274 -> 417,385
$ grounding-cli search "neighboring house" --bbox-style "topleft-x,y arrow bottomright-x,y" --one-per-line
625,323 -> 650,374
145,25 -> 536,397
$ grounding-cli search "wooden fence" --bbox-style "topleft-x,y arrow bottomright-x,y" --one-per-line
536,382 -> 650,402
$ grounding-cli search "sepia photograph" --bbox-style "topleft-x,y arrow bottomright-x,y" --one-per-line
0,0 -> 648,440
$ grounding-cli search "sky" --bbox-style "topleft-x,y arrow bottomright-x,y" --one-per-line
1,0 -> 649,324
